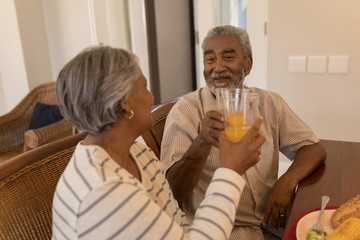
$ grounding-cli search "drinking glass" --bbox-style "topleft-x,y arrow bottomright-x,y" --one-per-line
222,89 -> 259,142
215,88 -> 226,113
215,88 -> 250,113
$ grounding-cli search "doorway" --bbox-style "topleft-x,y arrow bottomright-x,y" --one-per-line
193,0 -> 268,89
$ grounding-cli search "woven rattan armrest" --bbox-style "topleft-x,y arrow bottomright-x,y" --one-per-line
23,118 -> 73,152
0,132 -> 86,181
0,111 -> 31,152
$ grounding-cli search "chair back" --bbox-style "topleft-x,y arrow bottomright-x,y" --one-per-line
0,132 -> 86,240
0,82 -> 57,151
142,99 -> 178,159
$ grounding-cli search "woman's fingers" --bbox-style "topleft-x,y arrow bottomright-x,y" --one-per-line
243,116 -> 263,142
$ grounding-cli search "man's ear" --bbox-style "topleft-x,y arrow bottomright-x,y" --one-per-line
245,57 -> 253,76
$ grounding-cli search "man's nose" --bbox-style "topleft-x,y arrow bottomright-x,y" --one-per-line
214,59 -> 226,72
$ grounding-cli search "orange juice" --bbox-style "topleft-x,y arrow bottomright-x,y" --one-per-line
225,112 -> 250,142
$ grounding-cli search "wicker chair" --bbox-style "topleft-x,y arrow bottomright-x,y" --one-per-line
0,132 -> 86,240
0,82 -> 73,163
141,99 -> 178,159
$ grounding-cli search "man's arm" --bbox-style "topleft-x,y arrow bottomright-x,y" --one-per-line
263,142 -> 326,228
166,136 -> 211,201
166,110 -> 224,202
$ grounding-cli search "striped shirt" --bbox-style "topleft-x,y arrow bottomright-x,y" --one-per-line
160,86 -> 319,239
52,141 -> 246,239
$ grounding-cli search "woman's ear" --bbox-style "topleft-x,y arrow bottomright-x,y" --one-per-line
119,99 -> 135,120
119,99 -> 131,113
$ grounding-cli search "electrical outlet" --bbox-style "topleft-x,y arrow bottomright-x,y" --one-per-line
307,56 -> 327,73
288,56 -> 306,73
328,56 -> 349,74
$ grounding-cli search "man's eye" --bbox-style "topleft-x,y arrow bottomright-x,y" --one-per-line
206,58 -> 215,63
224,56 -> 235,61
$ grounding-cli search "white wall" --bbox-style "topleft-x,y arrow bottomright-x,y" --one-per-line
128,0 -> 151,91
42,0 -> 95,82
245,0 -> 267,89
14,0 -> 53,90
0,0 -> 136,115
267,0 -> 360,142
0,0 -> 29,115
193,0 -> 216,89
106,0 -> 132,51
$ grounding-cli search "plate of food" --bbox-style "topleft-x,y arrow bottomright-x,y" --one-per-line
296,209 -> 336,240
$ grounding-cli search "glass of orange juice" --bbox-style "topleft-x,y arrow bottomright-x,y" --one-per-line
215,88 -> 226,113
223,89 -> 259,142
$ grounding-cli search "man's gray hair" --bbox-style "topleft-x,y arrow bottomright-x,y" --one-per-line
56,46 -> 139,135
201,25 -> 252,59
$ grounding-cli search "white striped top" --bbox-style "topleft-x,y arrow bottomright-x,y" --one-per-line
52,141 -> 245,239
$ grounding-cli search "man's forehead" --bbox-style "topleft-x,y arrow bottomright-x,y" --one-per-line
204,48 -> 236,55
204,35 -> 242,53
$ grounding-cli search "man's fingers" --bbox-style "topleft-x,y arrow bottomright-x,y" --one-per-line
262,206 -> 272,226
206,110 -> 224,121
272,215 -> 280,230
204,112 -> 225,131
279,213 -> 287,228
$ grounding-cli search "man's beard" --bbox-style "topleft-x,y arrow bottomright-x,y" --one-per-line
205,67 -> 246,95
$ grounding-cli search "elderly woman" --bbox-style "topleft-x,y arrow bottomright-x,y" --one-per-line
52,46 -> 264,239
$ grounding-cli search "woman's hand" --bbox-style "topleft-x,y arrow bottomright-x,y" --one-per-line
219,117 -> 265,175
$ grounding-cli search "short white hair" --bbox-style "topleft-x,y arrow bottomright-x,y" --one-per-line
202,25 -> 252,59
56,46 -> 139,134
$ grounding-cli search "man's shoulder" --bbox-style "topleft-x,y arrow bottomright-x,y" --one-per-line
177,87 -> 205,103
173,87 -> 210,111
249,87 -> 285,105
249,87 -> 281,99
167,87 -> 210,123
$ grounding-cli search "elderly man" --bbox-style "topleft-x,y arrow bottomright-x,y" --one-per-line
160,25 -> 326,239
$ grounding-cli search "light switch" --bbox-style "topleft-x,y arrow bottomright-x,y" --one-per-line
307,56 -> 327,73
288,56 -> 306,73
328,56 -> 349,74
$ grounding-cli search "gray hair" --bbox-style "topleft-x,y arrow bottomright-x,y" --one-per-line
201,25 -> 252,59
56,46 -> 139,135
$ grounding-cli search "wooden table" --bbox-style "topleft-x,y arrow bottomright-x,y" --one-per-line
285,139 -> 360,231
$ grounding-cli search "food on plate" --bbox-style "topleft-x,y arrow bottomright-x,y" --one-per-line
306,230 -> 328,240
328,217 -> 360,240
296,209 -> 336,240
331,194 -> 360,228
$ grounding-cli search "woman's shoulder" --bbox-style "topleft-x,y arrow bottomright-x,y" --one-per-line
131,141 -> 157,159
70,143 -> 140,186
131,142 -> 164,175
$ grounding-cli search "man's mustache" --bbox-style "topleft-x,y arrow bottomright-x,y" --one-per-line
209,71 -> 233,80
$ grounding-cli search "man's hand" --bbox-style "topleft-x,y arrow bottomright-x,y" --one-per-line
262,177 -> 296,229
199,110 -> 224,148
263,142 -> 326,229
